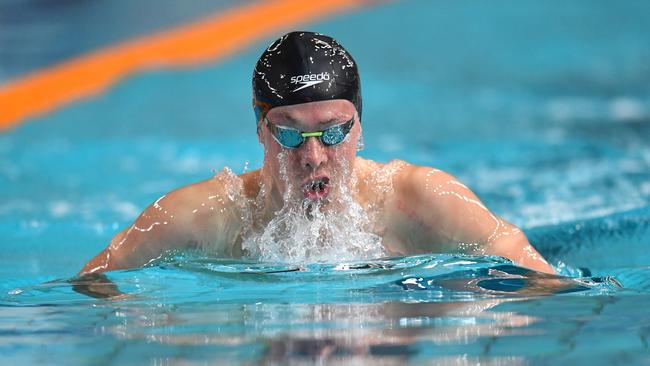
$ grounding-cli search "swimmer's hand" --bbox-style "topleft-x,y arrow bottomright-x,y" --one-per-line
70,273 -> 131,300
476,265 -> 582,296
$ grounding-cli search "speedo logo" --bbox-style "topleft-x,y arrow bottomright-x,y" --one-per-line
290,72 -> 330,92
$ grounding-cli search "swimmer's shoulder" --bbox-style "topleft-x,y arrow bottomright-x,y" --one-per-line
154,167 -> 250,223
168,167 -> 239,198
354,157 -> 409,177
355,157 -> 449,183
354,157 -> 459,195
239,168 -> 263,200
165,166 -> 259,212
354,158 -> 411,202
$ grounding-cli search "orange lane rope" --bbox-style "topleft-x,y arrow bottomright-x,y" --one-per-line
0,0 -> 372,131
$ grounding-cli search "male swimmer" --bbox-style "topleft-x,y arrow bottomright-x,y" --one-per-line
81,31 -> 554,275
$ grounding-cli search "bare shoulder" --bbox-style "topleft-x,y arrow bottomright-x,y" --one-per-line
353,158 -> 410,206
80,168 -> 251,274
375,160 -> 486,254
364,160 -> 555,274
128,166 -> 250,248
389,163 -> 487,225
391,163 -> 465,195
355,158 -> 457,185
354,157 -> 410,186
160,167 -> 247,216
353,158 -> 469,204
355,157 -> 407,171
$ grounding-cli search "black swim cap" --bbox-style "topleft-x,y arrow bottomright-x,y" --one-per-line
252,31 -> 362,124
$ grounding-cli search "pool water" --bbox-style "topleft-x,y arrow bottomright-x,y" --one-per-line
2,1 -> 650,364
0,254 -> 629,365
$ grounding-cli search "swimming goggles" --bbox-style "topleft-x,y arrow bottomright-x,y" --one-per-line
265,116 -> 355,149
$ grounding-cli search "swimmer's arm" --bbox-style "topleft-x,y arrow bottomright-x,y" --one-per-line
79,179 -> 241,274
389,165 -> 555,274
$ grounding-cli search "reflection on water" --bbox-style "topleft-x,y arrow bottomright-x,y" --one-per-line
105,300 -> 533,364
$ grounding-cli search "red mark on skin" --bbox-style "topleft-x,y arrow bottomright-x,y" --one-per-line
395,198 -> 435,233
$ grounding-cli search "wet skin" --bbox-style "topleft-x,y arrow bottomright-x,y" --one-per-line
81,99 -> 555,275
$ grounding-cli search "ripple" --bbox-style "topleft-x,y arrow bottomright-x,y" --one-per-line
2,254 -> 623,308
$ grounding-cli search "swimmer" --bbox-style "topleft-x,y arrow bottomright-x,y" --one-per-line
80,31 -> 555,275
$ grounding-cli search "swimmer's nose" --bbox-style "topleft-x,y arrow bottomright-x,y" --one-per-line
300,136 -> 328,170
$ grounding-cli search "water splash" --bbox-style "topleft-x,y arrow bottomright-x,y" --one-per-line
242,197 -> 385,263
241,153 -> 385,263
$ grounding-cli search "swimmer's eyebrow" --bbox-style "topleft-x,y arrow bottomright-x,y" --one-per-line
268,113 -> 302,127
316,117 -> 347,126
272,114 -> 351,127
272,111 -> 296,122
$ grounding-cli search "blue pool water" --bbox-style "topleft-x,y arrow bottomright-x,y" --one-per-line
2,1 -> 650,364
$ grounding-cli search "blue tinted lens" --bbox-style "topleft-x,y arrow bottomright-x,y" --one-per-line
267,117 -> 354,148
275,127 -> 304,148
321,125 -> 346,146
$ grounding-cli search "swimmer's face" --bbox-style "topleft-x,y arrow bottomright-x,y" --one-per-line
259,99 -> 361,204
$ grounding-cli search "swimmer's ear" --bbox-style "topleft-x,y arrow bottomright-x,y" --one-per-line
257,120 -> 264,144
356,120 -> 364,152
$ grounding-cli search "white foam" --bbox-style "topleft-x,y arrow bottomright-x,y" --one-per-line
242,198 -> 385,263
609,97 -> 645,121
241,155 -> 386,263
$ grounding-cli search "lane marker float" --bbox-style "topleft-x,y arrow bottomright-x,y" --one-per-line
0,0 -> 372,131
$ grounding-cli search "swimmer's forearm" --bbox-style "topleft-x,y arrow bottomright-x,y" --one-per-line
79,229 -> 194,274
80,191 -> 205,274
80,216 -> 234,274
488,231 -> 555,274
79,224 -> 176,274
79,247 -> 113,274
79,228 -> 130,274
80,178 -> 242,274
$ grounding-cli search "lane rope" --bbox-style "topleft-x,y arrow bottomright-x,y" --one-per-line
0,0 -> 371,131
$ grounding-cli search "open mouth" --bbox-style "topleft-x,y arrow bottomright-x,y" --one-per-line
302,177 -> 330,200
